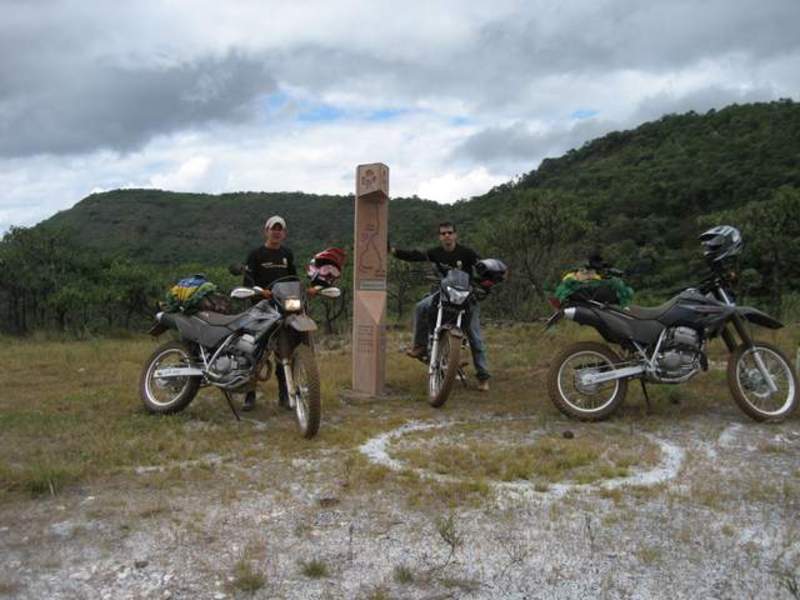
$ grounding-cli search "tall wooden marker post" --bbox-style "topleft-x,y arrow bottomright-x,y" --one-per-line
352,163 -> 389,396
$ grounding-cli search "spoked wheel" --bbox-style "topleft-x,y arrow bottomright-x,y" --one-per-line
428,330 -> 461,408
727,342 -> 798,422
139,341 -> 200,414
290,344 -> 321,438
547,341 -> 628,421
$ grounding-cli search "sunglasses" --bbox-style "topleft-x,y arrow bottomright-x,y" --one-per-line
439,230 -> 455,236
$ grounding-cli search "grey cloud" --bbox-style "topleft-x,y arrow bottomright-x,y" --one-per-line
453,83 -> 784,167
260,0 -> 800,113
630,85 -> 782,124
0,53 -> 275,157
452,119 -> 616,167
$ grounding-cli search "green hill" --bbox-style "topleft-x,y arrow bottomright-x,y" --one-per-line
41,100 -> 800,267
5,99 -> 800,333
42,190 -> 454,266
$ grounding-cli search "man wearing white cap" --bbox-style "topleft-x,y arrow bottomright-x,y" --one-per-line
242,215 -> 296,411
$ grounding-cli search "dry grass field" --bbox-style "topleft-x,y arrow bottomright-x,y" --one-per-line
1,322 -> 799,598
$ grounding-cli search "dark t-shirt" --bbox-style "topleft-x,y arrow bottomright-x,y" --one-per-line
245,245 -> 297,287
394,244 -> 480,275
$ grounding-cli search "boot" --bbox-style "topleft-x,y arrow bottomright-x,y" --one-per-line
242,391 -> 256,411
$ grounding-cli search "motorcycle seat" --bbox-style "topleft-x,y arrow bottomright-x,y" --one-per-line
194,311 -> 245,326
623,298 -> 679,320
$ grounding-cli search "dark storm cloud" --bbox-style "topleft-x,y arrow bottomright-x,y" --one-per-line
259,0 -> 800,112
452,84 -> 783,166
452,119 -> 615,166
0,52 -> 275,157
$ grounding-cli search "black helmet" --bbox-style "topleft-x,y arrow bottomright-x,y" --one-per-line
475,258 -> 508,288
699,225 -> 743,262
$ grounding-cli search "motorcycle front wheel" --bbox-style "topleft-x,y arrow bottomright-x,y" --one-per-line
547,341 -> 628,421
290,344 -> 321,438
428,329 -> 461,408
727,342 -> 798,422
139,340 -> 201,414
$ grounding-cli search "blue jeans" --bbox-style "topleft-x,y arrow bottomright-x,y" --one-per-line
413,294 -> 490,380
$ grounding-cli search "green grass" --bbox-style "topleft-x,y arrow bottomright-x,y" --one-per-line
0,324 -> 797,506
299,558 -> 329,578
230,559 -> 266,593
394,423 -> 659,485
393,564 -> 415,584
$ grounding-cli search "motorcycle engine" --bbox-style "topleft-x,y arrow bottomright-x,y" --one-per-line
209,334 -> 258,388
655,326 -> 703,379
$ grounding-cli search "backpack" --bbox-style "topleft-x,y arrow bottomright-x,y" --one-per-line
554,272 -> 634,307
163,274 -> 225,314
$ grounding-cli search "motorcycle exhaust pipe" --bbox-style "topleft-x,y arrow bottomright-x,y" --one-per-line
563,306 -> 603,328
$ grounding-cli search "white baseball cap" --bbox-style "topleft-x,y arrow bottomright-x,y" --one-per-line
264,215 -> 286,230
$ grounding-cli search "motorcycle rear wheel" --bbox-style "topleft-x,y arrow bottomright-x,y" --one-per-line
139,341 -> 201,414
547,341 -> 628,421
428,330 -> 461,408
727,342 -> 798,422
290,344 -> 321,438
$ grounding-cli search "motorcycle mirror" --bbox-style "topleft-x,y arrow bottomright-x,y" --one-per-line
319,287 -> 341,299
230,287 -> 256,299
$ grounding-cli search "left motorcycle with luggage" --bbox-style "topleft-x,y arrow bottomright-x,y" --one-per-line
139,274 -> 340,439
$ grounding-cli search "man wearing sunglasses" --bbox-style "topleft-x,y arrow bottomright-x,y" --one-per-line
390,221 -> 490,391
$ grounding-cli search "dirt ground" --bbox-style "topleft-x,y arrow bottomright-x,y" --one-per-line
1,329 -> 799,599
2,406 -> 799,599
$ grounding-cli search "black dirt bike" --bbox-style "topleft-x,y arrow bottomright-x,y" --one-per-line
545,228 -> 797,422
417,259 -> 506,407
139,276 -> 340,438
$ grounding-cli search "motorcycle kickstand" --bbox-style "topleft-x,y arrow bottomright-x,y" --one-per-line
639,380 -> 652,414
221,390 -> 242,422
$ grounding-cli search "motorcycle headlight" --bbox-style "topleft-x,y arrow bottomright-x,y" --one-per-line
446,286 -> 470,305
284,297 -> 302,312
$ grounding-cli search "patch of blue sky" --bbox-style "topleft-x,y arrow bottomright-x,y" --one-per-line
263,91 -> 289,112
449,116 -> 474,126
571,109 -> 599,119
297,104 -> 347,122
365,108 -> 407,121
262,90 -> 411,124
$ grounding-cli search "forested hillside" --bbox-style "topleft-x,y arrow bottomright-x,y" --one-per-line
3,100 -> 799,334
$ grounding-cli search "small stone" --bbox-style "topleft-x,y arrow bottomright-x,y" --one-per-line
318,496 -> 340,508
214,593 -> 227,599
134,560 -> 149,569
563,430 -> 575,439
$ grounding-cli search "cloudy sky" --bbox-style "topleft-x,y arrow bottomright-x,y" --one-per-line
1,0 -> 799,233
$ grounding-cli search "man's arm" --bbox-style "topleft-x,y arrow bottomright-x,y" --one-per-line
244,249 -> 258,287
391,246 -> 430,262
286,248 -> 297,277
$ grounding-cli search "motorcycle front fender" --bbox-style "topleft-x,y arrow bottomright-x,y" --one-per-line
440,324 -> 463,337
148,320 -> 169,337
544,310 -> 564,330
735,306 -> 783,329
286,314 -> 318,332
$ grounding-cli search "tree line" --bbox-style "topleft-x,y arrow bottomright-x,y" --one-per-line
3,184 -> 799,336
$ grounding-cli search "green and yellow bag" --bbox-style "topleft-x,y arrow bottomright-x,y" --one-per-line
163,274 -> 221,314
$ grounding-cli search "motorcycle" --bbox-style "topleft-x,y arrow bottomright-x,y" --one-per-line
545,231 -> 797,422
139,275 -> 340,438
420,259 -> 506,407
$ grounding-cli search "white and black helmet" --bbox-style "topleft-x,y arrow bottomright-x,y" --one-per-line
475,258 -> 508,287
699,225 -> 743,262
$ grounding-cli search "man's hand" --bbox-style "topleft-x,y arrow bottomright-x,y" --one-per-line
261,288 -> 273,299
306,286 -> 319,297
